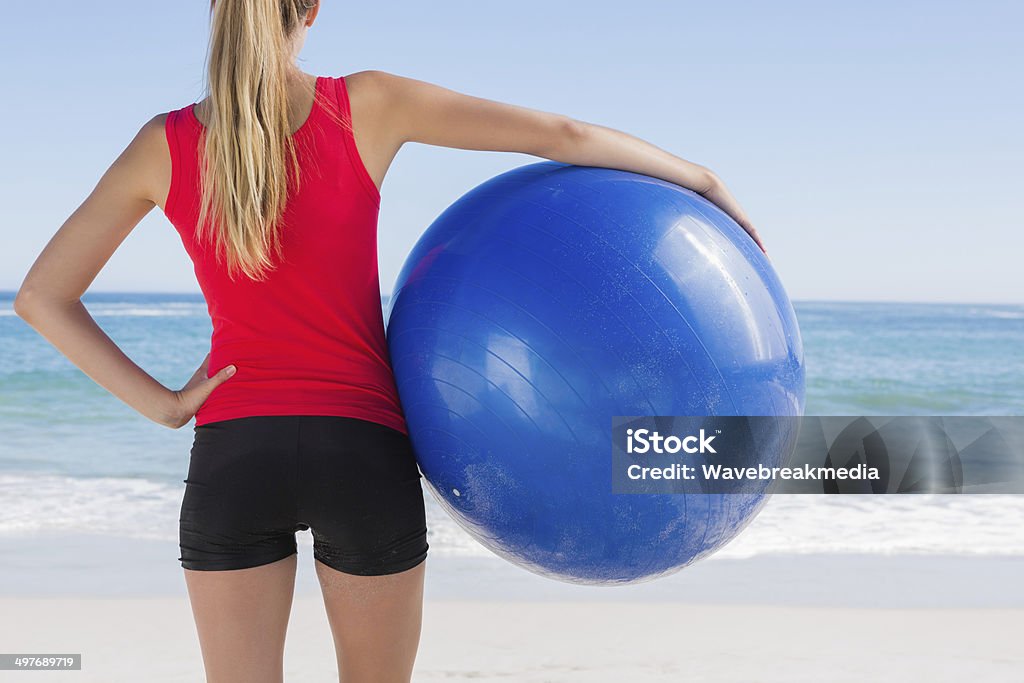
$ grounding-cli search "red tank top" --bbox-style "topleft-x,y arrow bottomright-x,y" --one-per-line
163,75 -> 407,433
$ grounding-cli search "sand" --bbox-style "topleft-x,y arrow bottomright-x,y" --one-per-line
0,596 -> 1021,682
2,534 -> 1023,681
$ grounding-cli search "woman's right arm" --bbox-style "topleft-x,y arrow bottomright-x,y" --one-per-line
365,70 -> 765,253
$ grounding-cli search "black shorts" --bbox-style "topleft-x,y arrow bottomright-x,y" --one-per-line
178,415 -> 429,575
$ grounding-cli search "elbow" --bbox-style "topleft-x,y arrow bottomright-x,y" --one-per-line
13,284 -> 54,322
545,116 -> 589,161
15,280 -> 80,322
562,117 -> 589,147
13,287 -> 35,321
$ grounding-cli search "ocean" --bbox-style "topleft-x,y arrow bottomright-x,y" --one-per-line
1,291 -> 1023,560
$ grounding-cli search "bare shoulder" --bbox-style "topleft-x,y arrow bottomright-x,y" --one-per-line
338,71 -> 414,181
343,69 -> 408,90
341,70 -> 409,112
340,70 -> 453,146
127,112 -> 171,156
133,113 -> 174,208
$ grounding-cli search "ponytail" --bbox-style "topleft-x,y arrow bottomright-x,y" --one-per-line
198,0 -> 319,281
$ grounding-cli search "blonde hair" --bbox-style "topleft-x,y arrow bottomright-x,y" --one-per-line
197,0 -> 339,281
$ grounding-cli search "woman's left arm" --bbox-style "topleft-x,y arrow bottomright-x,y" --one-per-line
14,115 -> 233,429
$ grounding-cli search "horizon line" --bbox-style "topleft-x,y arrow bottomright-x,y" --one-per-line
0,289 -> 1020,307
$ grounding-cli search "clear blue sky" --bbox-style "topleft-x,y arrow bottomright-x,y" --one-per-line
1,0 -> 1021,303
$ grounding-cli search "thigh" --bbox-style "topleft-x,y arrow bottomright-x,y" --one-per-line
297,416 -> 429,576
314,558 -> 426,683
185,555 -> 298,683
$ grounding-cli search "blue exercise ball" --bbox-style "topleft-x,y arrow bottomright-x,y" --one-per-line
386,162 -> 805,585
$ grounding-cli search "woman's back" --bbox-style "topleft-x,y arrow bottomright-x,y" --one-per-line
163,74 -> 405,432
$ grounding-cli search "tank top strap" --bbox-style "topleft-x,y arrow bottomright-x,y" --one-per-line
327,75 -> 382,208
163,107 -> 194,221
325,76 -> 351,130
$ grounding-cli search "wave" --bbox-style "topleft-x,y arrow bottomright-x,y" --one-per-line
2,472 -> 1023,559
714,494 -> 1024,559
1,304 -> 207,318
0,473 -> 181,541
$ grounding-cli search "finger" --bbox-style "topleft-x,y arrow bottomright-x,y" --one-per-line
185,364 -> 236,406
206,364 -> 236,387
746,226 -> 767,254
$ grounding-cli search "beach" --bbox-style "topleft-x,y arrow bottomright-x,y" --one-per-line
2,540 -> 1023,682
4,599 -> 1021,682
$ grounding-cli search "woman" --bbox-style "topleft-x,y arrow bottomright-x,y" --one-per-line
14,1 -> 764,681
